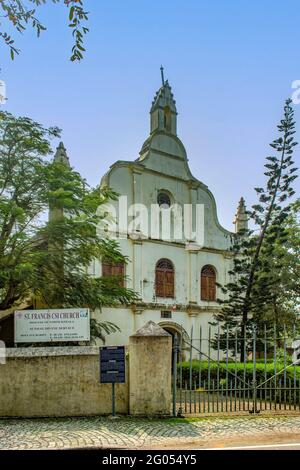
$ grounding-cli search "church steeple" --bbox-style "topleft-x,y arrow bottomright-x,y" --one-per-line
49,142 -> 70,223
234,197 -> 249,233
150,67 -> 177,136
53,141 -> 70,167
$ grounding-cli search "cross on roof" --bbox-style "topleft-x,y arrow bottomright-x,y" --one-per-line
160,65 -> 165,86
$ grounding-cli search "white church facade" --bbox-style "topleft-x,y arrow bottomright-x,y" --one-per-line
90,74 -> 248,347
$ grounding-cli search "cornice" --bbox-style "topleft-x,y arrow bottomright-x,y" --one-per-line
104,302 -> 222,314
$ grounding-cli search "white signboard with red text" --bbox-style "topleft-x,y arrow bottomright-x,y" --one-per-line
14,308 -> 90,343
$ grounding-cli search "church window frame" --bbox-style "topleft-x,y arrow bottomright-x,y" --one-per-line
155,258 -> 175,298
200,265 -> 216,302
102,258 -> 125,287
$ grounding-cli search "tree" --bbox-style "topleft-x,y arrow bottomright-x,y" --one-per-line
0,110 -> 139,342
0,0 -> 89,61
251,199 -> 300,331
216,99 -> 299,356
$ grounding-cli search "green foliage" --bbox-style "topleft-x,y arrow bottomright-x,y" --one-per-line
216,100 -> 299,351
178,360 -> 300,405
274,348 -> 293,364
0,111 -> 60,309
0,0 -> 89,61
0,110 -> 139,342
90,319 -> 120,344
178,360 -> 300,385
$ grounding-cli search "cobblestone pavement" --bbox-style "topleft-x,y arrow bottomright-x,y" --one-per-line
1,415 -> 300,450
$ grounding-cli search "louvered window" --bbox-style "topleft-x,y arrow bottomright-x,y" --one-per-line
201,265 -> 216,301
155,259 -> 174,298
102,260 -> 125,287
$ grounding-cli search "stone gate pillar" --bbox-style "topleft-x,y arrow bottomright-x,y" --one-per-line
129,321 -> 172,416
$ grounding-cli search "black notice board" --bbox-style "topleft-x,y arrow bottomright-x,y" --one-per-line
100,346 -> 125,383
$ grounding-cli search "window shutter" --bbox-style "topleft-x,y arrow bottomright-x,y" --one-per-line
111,263 -> 124,276
201,265 -> 216,301
102,261 -> 125,287
165,270 -> 174,298
208,276 -> 216,301
115,263 -> 125,287
102,262 -> 112,277
155,259 -> 175,298
155,269 -> 165,297
201,274 -> 209,300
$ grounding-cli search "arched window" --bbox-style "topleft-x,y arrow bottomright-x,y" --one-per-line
155,259 -> 174,298
157,191 -> 171,208
201,265 -> 216,301
102,259 -> 125,287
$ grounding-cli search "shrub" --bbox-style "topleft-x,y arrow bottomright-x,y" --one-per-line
177,361 -> 300,404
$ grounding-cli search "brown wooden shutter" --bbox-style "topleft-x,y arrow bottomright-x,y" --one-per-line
112,263 -> 125,287
102,261 -> 125,287
208,276 -> 216,301
111,263 -> 121,276
201,265 -> 216,301
155,259 -> 174,298
165,270 -> 174,298
201,273 -> 209,300
102,262 -> 112,277
155,269 -> 165,297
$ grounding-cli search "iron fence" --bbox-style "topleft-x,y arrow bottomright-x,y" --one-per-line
173,323 -> 300,416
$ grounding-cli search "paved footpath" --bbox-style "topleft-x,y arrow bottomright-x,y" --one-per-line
1,415 -> 300,450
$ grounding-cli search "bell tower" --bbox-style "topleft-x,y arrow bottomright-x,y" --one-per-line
234,197 -> 249,233
53,141 -> 70,167
49,141 -> 70,223
150,67 -> 177,136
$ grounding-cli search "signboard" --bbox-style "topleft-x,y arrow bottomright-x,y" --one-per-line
14,308 -> 90,343
100,346 -> 125,383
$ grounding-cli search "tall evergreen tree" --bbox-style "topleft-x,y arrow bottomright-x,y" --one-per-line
216,99 -> 298,355
252,199 -> 300,330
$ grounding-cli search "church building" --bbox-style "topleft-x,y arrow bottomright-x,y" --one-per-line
91,71 -> 248,347
0,72 -> 248,349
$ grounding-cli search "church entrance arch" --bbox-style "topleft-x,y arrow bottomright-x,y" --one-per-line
158,322 -> 189,363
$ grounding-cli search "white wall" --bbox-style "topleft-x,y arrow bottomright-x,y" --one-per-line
98,307 -> 220,358
95,120 -> 234,357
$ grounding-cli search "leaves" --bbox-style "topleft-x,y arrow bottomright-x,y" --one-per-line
0,111 -> 139,342
0,0 -> 89,61
216,100 -> 299,352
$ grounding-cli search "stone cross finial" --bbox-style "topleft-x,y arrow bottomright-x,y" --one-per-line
160,65 -> 165,86
234,197 -> 249,233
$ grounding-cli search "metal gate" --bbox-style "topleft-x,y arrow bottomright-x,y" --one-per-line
172,324 -> 300,416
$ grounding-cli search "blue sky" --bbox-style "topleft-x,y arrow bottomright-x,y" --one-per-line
1,0 -> 300,231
